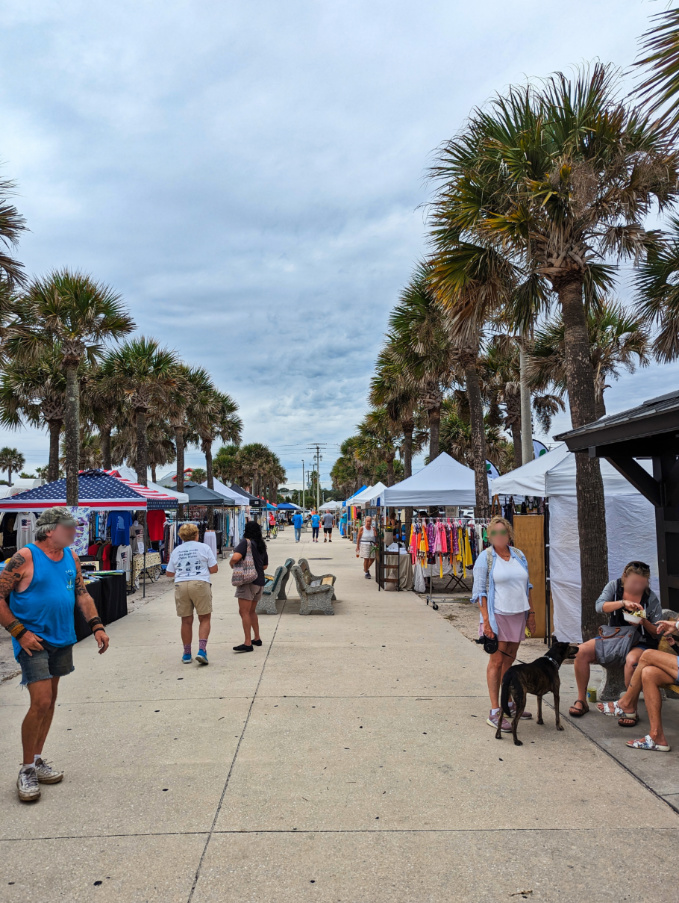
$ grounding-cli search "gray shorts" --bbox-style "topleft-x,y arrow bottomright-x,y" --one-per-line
17,640 -> 74,686
235,583 -> 264,602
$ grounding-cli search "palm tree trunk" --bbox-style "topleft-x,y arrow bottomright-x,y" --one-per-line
175,428 -> 185,494
204,441 -> 214,489
7,466 -> 12,488
151,464 -> 157,483
428,406 -> 441,460
135,409 -> 148,486
519,339 -> 533,466
402,419 -> 414,479
559,276 -> 609,640
48,420 -> 61,482
510,423 -> 522,469
464,362 -> 490,518
101,427 -> 112,471
64,364 -> 80,505
386,455 -> 395,487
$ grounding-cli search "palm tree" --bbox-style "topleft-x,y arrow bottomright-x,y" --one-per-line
430,63 -> 679,637
192,390 -> 242,491
355,407 -> 400,487
387,265 -> 461,461
0,446 -> 25,486
634,215 -> 679,363
529,301 -> 651,419
370,346 -> 420,480
0,348 -> 68,481
428,240 -> 522,516
87,366 -> 125,470
111,415 -> 176,484
0,174 -> 27,289
101,337 -> 179,485
8,271 -> 134,503
635,6 -> 679,132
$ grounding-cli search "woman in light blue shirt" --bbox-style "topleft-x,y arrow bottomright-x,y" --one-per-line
471,516 -> 535,733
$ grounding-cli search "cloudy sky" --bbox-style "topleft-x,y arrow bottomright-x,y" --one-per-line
2,0 -> 677,487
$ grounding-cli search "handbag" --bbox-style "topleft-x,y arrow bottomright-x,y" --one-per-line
594,625 -> 639,665
231,539 -> 258,586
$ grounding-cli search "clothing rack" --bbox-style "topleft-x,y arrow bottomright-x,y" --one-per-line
409,516 -> 492,609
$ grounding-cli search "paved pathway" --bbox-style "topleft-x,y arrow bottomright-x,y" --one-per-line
1,528 -> 678,902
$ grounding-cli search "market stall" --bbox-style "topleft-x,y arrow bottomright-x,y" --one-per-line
382,453 -> 478,606
0,469 -> 154,626
490,442 -> 658,643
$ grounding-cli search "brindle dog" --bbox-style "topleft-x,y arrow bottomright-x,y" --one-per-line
496,641 -> 579,746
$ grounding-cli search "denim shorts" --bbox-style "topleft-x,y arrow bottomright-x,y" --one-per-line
17,640 -> 74,686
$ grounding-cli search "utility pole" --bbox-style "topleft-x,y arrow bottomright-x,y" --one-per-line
302,460 -> 305,513
307,443 -> 327,514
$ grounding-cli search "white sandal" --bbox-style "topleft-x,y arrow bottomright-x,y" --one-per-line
598,701 -> 624,716
626,734 -> 670,752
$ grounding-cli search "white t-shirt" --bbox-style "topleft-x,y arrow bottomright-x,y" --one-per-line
168,540 -> 217,583
493,555 -> 529,614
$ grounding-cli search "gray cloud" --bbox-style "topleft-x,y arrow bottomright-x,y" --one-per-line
0,0 -> 667,484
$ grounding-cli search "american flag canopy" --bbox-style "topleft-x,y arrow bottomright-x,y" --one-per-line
106,470 -> 178,509
0,469 -> 149,511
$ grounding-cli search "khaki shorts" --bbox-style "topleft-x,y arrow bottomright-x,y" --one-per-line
175,580 -> 213,617
234,583 -> 264,602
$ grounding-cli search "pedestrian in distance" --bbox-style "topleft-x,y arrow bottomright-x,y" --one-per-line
322,510 -> 334,542
292,510 -> 303,542
0,507 -> 110,803
229,520 -> 268,652
355,514 -> 377,579
166,523 -> 218,665
311,510 -> 320,542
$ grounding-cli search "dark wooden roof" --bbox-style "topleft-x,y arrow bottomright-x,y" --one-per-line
556,390 -> 679,454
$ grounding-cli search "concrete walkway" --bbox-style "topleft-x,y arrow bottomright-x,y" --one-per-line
1,528 -> 678,902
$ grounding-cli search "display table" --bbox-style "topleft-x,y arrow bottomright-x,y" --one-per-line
74,573 -> 128,641
131,551 -> 162,589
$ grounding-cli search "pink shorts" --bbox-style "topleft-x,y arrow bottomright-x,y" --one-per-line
494,612 -> 528,644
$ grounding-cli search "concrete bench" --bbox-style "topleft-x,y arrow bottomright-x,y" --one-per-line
298,558 -> 337,601
292,565 -> 335,615
257,558 -> 296,615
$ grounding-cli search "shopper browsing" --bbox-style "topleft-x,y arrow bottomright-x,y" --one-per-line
166,523 -> 218,665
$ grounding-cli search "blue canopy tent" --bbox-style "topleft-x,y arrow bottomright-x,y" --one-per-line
276,502 -> 301,511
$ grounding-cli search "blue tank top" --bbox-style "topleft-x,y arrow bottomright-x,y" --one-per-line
10,543 -> 78,657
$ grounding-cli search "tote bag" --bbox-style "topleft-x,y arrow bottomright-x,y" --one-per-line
594,625 -> 639,665
231,539 -> 258,586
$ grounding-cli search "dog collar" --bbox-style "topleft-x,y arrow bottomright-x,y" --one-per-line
543,653 -> 559,666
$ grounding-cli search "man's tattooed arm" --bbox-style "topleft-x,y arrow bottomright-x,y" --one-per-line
0,551 -> 29,630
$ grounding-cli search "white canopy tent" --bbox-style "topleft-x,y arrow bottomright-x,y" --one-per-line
490,443 -> 658,643
350,482 -> 388,507
319,500 -> 343,511
201,477 -> 249,506
383,453 -> 476,508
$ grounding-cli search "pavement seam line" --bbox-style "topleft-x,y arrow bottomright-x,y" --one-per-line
186,597 -> 287,902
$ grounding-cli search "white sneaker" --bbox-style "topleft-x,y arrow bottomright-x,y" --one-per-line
35,757 -> 64,784
17,765 -> 41,801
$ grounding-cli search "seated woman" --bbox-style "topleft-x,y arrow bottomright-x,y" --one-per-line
569,561 -> 661,718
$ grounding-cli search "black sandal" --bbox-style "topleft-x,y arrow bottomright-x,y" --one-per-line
569,700 -> 589,717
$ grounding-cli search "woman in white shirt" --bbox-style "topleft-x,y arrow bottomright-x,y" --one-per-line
471,516 -> 536,733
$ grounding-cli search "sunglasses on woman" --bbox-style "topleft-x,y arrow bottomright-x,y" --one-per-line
489,528 -> 508,537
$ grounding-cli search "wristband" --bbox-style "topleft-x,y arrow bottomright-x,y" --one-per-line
93,626 -> 106,635
15,627 -> 27,640
88,616 -> 103,628
7,620 -> 26,638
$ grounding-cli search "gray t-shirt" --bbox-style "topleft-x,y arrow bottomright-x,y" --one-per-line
323,513 -> 334,529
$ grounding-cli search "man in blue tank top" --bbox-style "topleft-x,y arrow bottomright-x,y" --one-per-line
0,507 -> 110,802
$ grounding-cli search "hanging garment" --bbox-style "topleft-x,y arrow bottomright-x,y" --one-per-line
16,512 -> 37,549
116,544 -> 132,574
147,509 -> 166,542
203,530 -> 218,558
107,511 -> 132,546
